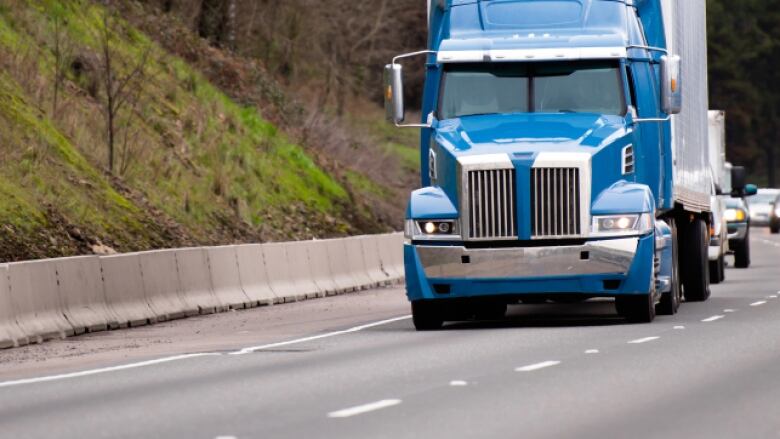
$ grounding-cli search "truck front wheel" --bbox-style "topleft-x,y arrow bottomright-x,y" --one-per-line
658,219 -> 681,315
412,301 -> 444,331
681,217 -> 711,302
616,294 -> 656,323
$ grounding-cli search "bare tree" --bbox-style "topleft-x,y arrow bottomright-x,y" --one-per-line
51,14 -> 71,118
97,1 -> 151,173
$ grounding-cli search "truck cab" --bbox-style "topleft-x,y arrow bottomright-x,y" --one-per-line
386,0 -> 722,329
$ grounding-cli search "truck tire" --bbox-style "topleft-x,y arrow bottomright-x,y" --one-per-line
616,294 -> 656,323
681,217 -> 710,302
412,301 -> 444,330
658,219 -> 681,315
734,229 -> 751,268
771,224 -> 779,234
709,255 -> 724,284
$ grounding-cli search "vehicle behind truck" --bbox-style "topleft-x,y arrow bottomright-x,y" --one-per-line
384,0 -> 754,329
707,110 -> 727,283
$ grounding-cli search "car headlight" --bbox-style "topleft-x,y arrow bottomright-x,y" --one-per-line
405,219 -> 460,241
724,208 -> 746,222
591,213 -> 653,237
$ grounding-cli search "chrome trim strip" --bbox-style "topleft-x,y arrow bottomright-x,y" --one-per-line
417,238 -> 639,279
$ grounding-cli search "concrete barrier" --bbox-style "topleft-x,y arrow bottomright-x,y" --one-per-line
206,246 -> 252,309
174,248 -> 224,314
0,264 -> 28,348
344,236 -> 375,289
8,260 -> 74,342
305,240 -> 340,296
101,254 -> 157,327
378,233 -> 404,280
262,243 -> 305,303
235,244 -> 276,306
286,241 -> 323,299
55,256 -> 113,334
360,235 -> 392,286
139,250 -> 197,321
324,239 -> 357,293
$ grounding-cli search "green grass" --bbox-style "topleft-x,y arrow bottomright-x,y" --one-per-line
0,0 -> 357,257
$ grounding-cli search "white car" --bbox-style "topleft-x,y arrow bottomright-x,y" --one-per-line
747,188 -> 780,226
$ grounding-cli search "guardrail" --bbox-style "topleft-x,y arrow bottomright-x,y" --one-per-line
0,233 -> 404,348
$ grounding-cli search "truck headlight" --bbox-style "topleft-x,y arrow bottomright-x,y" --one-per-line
591,213 -> 653,236
405,219 -> 460,240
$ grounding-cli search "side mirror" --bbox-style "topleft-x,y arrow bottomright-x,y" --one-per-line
660,55 -> 682,115
384,63 -> 404,124
744,184 -> 758,197
730,166 -> 747,195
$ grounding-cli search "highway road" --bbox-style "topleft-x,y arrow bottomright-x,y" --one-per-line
1,228 -> 780,439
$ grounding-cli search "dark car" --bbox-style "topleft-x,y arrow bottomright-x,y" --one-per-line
725,197 -> 751,268
770,194 -> 780,234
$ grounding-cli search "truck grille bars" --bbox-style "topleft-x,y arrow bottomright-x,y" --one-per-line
467,169 -> 517,239
531,168 -> 582,237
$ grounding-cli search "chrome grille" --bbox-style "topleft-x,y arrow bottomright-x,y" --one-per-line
531,168 -> 581,237
467,169 -> 517,239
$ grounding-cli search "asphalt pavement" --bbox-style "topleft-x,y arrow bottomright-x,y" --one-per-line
1,228 -> 780,439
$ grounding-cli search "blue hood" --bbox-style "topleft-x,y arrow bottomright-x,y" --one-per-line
434,113 -> 629,156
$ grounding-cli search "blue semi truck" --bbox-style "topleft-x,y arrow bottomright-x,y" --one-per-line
385,0 -> 752,329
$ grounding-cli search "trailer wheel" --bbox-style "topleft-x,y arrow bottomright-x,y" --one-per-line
616,293 -> 656,323
658,219 -> 681,315
681,217 -> 711,302
734,229 -> 751,268
771,224 -> 780,234
412,301 -> 444,331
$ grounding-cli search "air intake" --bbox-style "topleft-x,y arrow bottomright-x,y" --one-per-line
531,167 -> 582,237
467,169 -> 517,239
622,145 -> 635,175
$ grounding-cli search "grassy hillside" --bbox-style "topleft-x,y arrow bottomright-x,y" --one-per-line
0,0 -> 395,261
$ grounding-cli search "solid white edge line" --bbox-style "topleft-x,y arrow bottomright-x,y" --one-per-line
751,301 -> 767,307
628,336 -> 660,344
0,353 -> 221,388
230,315 -> 412,355
701,315 -> 725,322
328,399 -> 402,418
515,361 -> 561,372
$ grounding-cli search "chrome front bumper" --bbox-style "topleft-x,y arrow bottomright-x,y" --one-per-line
417,238 -> 639,279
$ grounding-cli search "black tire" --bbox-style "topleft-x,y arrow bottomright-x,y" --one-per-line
474,302 -> 507,321
734,229 -> 751,268
616,294 -> 656,323
771,224 -> 780,234
709,255 -> 725,284
681,217 -> 711,302
658,219 -> 681,315
411,301 -> 443,331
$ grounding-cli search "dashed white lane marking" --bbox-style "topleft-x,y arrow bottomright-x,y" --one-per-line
751,301 -> 767,307
515,361 -> 561,372
674,326 -> 685,330
628,336 -> 660,344
724,309 -> 736,313
328,399 -> 402,418
0,353 -> 221,388
768,295 -> 778,299
585,349 -> 599,354
449,380 -> 468,386
215,436 -> 237,439
701,315 -> 725,322
230,315 -> 412,355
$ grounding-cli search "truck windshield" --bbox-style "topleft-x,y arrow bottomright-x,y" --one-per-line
438,61 -> 626,119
